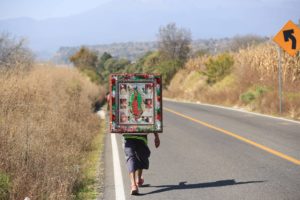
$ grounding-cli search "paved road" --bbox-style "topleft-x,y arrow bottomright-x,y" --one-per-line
103,100 -> 300,200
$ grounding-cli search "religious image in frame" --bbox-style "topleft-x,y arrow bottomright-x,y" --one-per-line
110,74 -> 162,134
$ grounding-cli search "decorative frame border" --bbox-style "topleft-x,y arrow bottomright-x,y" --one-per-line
109,73 -> 163,134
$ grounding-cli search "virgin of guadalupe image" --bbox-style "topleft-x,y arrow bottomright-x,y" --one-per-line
129,88 -> 143,120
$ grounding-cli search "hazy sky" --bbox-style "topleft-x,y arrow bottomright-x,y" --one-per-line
0,0 -> 110,20
0,0 -> 299,55
0,0 -> 298,20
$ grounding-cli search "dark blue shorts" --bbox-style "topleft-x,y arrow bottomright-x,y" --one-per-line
123,138 -> 151,173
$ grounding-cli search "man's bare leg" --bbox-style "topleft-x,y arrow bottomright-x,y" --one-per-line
129,171 -> 138,195
136,169 -> 144,186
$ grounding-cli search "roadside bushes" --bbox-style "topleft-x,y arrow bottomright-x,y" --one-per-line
235,43 -> 300,116
0,172 -> 10,200
240,86 -> 269,104
0,65 -> 104,199
166,43 -> 300,119
202,53 -> 234,84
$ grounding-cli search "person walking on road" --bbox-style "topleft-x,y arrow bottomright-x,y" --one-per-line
123,133 -> 160,195
106,92 -> 160,195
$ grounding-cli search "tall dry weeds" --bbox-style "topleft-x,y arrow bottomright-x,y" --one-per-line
0,65 -> 104,199
166,42 -> 300,119
234,42 -> 300,117
235,43 -> 300,91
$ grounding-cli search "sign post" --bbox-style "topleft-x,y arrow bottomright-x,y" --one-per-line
273,20 -> 300,114
277,46 -> 282,114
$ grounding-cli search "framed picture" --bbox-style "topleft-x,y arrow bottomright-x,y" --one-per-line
109,74 -> 163,134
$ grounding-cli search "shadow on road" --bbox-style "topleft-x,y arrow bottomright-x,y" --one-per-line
139,179 -> 265,195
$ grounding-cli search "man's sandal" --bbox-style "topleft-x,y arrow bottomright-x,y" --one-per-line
137,177 -> 144,187
130,184 -> 139,195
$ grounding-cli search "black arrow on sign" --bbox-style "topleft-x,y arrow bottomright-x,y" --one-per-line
283,29 -> 296,49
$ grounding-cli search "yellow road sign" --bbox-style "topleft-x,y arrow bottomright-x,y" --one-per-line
273,20 -> 300,56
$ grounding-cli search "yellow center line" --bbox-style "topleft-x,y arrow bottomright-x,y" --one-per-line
164,107 -> 300,166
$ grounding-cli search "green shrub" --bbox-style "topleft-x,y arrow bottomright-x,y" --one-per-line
81,68 -> 101,85
255,86 -> 268,96
240,91 -> 256,103
0,172 -> 10,200
240,86 -> 269,104
202,53 -> 234,84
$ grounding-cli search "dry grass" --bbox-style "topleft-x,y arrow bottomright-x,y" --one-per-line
234,43 -> 300,117
166,43 -> 300,120
235,43 -> 300,90
197,75 -> 240,106
0,64 -> 104,199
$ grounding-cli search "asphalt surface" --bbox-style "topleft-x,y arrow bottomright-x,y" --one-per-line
102,100 -> 300,200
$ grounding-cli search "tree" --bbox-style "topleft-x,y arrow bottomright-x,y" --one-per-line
158,23 -> 191,64
69,47 -> 98,70
96,52 -> 113,74
0,33 -> 33,72
156,23 -> 192,87
69,47 -> 100,84
101,52 -> 112,61
138,51 -> 161,73
97,55 -> 132,84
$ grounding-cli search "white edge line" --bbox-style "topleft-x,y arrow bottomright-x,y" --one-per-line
111,134 -> 126,200
163,97 -> 300,125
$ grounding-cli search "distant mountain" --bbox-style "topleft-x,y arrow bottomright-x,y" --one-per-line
0,0 -> 297,60
52,41 -> 158,64
0,0 -> 180,59
52,37 -> 269,64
